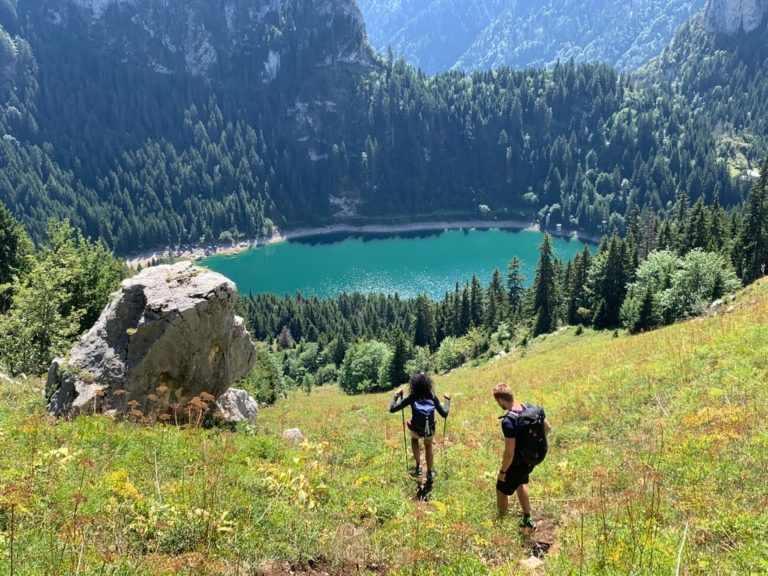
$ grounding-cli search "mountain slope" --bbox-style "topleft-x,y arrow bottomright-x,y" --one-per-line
0,0 -> 762,255
358,0 -> 707,74
3,279 -> 768,572
643,8 -> 768,174
0,0 -> 379,248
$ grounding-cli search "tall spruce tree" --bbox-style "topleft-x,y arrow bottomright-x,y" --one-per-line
388,336 -> 410,386
469,275 -> 485,328
591,235 -> 628,329
566,246 -> 592,325
414,294 -> 436,349
686,197 -> 709,251
486,268 -> 507,329
531,234 -> 558,336
708,190 -> 726,253
507,256 -> 526,323
736,158 -> 768,283
459,286 -> 471,334
0,202 -> 31,312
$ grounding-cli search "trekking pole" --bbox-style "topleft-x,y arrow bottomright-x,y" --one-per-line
442,395 -> 452,478
401,409 -> 409,473
442,413 -> 449,479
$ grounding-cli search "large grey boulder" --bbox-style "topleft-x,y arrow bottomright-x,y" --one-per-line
47,262 -> 256,419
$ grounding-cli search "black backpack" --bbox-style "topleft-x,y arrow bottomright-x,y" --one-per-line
412,397 -> 436,435
505,404 -> 548,466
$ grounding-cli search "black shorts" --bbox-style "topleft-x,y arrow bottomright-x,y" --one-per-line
496,464 -> 535,495
407,420 -> 434,438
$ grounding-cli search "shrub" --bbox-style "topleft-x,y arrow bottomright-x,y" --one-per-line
338,340 -> 392,395
315,363 -> 338,386
433,329 -> 488,372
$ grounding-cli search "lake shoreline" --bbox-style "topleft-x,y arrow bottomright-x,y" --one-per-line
125,219 -> 599,268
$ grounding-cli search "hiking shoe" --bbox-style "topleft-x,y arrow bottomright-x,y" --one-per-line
520,515 -> 536,529
426,470 -> 437,482
411,464 -> 422,478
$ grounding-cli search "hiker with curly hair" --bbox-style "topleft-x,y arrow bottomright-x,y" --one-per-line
493,383 -> 551,527
389,372 -> 451,481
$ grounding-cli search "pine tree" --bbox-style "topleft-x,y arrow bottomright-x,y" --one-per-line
686,197 -> 709,251
736,159 -> 768,283
0,202 -> 32,312
591,235 -> 628,329
388,336 -> 410,386
485,268 -> 507,329
531,234 -> 558,336
636,284 -> 659,333
708,190 -> 726,253
566,249 -> 591,325
331,335 -> 347,366
657,220 -> 674,252
469,275 -> 485,328
414,294 -> 436,349
459,286 -> 471,334
278,325 -> 295,349
507,256 -> 526,323
673,190 -> 690,253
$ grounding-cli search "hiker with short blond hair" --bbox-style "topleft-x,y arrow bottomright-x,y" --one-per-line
493,383 -> 551,527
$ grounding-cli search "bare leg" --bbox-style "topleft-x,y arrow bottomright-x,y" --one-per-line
411,436 -> 420,467
424,438 -> 434,471
516,484 -> 531,516
497,490 -> 509,518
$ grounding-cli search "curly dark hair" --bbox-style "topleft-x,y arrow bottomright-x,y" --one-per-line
408,372 -> 434,399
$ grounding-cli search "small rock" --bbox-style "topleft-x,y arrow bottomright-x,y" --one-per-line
519,555 -> 543,570
215,388 -> 259,423
726,306 -> 736,313
282,428 -> 303,443
710,299 -> 725,309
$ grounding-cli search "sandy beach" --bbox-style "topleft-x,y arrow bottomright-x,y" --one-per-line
124,219 -> 596,268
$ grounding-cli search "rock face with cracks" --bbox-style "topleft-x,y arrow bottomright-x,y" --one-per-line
47,262 -> 257,421
705,0 -> 768,34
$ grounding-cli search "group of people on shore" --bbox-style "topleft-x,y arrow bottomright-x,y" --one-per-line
389,373 -> 551,527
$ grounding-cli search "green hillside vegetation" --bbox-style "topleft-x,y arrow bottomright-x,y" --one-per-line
2,278 -> 767,574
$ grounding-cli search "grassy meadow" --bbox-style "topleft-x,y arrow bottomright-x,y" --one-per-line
2,281 -> 768,574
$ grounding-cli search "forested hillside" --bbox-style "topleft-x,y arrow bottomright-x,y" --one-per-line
644,12 -> 768,175
0,0 -> 765,255
358,0 -> 706,73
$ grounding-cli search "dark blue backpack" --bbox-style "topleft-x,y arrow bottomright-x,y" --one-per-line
412,398 -> 436,436
505,404 -> 548,466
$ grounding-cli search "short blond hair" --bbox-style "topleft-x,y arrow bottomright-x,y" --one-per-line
493,383 -> 514,403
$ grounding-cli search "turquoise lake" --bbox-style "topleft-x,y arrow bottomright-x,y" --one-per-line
202,228 -> 589,300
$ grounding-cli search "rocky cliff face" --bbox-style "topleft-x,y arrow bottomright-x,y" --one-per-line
34,0 -> 374,78
705,0 -> 768,34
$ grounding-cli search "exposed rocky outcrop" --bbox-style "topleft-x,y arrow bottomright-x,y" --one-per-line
49,0 -> 375,77
705,0 -> 768,34
47,262 -> 256,420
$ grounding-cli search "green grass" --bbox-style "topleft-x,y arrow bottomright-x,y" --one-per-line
2,282 -> 768,574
